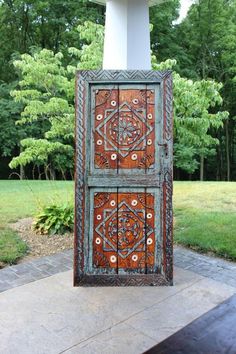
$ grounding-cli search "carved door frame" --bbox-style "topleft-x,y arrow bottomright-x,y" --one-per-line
74,70 -> 173,286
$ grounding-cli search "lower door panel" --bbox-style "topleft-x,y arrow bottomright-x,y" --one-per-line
90,188 -> 160,275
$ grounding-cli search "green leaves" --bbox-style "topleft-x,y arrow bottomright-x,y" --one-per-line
12,49 -> 71,98
174,0 -> 236,179
9,49 -> 74,177
173,72 -> 228,171
0,82 -> 24,157
9,20 -> 229,177
68,21 -> 104,71
153,60 -> 229,172
33,204 -> 74,235
9,139 -> 73,171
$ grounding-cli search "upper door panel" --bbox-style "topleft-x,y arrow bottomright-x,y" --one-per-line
91,84 -> 161,175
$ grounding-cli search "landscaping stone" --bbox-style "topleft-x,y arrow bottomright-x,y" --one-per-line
0,246 -> 236,353
1,246 -> 236,293
0,267 -> 235,354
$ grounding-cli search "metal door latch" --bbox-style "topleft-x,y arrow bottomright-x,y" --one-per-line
158,143 -> 168,157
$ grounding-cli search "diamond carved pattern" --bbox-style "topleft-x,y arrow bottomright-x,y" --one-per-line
97,102 -> 153,158
93,192 -> 155,271
75,70 -> 173,286
94,88 -> 155,169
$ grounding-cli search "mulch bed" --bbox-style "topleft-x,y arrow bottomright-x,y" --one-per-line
9,218 -> 73,263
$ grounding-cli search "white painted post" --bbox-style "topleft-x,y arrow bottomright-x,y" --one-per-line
90,0 -> 167,69
103,0 -> 151,70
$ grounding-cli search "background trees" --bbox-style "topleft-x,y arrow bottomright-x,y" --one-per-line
174,0 -> 236,180
0,0 -> 235,181
9,49 -> 75,179
0,0 -> 104,81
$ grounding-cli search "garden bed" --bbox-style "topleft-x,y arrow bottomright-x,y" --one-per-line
10,218 -> 73,263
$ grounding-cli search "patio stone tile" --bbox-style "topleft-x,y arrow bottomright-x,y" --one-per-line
65,323 -> 157,354
10,263 -> 36,276
125,277 -> 236,343
0,322 -> 66,354
2,246 -> 236,294
0,281 -> 12,292
0,267 -> 203,354
174,246 -> 236,288
0,270 -> 20,282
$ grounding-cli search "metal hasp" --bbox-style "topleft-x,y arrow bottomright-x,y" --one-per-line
74,70 -> 173,286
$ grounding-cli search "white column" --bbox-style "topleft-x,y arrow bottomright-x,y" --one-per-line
103,0 -> 151,70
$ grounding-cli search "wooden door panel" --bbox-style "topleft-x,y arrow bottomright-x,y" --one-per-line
93,86 -> 156,171
92,190 -> 156,274
75,70 -> 173,286
94,88 -> 119,170
145,193 -> 156,273
117,89 -> 148,170
143,89 -> 156,170
93,191 -> 118,270
117,192 -> 146,272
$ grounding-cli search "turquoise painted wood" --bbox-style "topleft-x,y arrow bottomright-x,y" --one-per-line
74,70 -> 173,286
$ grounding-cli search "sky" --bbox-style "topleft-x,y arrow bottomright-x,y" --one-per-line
176,0 -> 195,24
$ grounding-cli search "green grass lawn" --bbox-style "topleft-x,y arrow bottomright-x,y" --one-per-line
174,182 -> 236,261
0,180 -> 235,265
0,180 -> 73,265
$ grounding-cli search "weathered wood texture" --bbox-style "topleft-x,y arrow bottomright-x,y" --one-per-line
74,70 -> 173,286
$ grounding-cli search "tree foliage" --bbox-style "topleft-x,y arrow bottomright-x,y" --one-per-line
9,21 -> 228,177
0,0 -> 104,82
0,82 -> 23,157
175,0 -> 236,179
1,0 -> 235,180
9,49 -> 74,178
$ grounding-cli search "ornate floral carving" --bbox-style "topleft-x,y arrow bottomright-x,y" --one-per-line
95,153 -> 110,169
93,250 -> 110,268
96,101 -> 153,159
138,154 -> 154,169
74,70 -> 173,287
94,193 -> 110,209
109,113 -> 141,146
95,197 -> 153,261
137,193 -> 155,210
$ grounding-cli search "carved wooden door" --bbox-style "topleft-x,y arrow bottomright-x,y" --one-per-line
75,70 -> 173,286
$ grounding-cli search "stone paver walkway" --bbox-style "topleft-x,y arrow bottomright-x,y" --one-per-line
174,246 -> 236,288
0,267 -> 235,354
1,246 -> 236,354
1,246 -> 236,292
0,250 -> 73,292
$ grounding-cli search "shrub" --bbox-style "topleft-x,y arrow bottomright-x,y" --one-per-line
33,204 -> 74,235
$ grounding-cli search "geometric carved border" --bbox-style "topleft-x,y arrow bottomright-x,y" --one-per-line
77,274 -> 170,286
96,102 -> 153,158
74,70 -> 173,286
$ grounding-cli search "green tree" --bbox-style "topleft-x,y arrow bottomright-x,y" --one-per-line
150,0 -> 182,62
0,82 -> 23,158
0,1 -> 105,178
9,49 -> 74,179
10,21 -> 228,179
0,0 -> 105,82
9,22 -> 104,178
153,59 -> 228,174
175,0 -> 236,180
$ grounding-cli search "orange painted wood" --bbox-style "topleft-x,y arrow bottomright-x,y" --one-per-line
94,89 -> 119,170
145,193 -> 155,272
92,191 -> 155,273
75,70 -> 173,286
93,192 -> 118,269
92,87 -> 157,273
93,87 -> 155,170
117,192 -> 146,271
